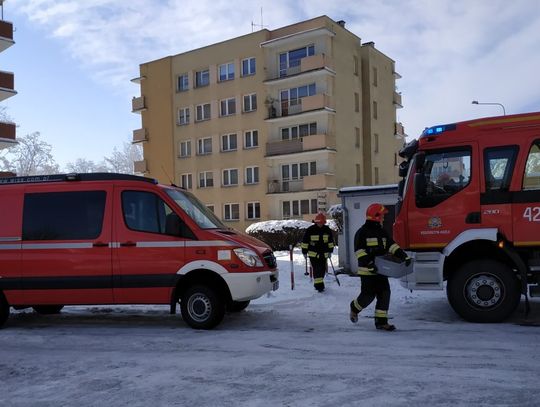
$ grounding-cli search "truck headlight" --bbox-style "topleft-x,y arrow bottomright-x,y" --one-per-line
234,248 -> 263,267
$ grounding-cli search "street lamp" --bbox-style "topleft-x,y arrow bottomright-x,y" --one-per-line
471,100 -> 506,116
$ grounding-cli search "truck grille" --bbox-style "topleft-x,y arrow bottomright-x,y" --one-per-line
263,250 -> 277,269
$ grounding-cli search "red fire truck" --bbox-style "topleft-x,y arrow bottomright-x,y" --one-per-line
394,111 -> 540,322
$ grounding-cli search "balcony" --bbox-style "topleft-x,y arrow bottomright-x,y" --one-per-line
132,96 -> 146,113
395,122 -> 405,137
266,133 -> 335,157
270,94 -> 334,119
393,92 -> 403,109
133,160 -> 148,174
0,121 -> 16,149
272,54 -> 335,80
0,71 -> 16,101
267,173 -> 336,194
0,21 -> 14,53
132,128 -> 148,143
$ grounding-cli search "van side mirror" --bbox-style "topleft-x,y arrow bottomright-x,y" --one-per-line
415,152 -> 425,171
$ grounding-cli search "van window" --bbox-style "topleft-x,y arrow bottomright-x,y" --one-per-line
23,191 -> 106,240
122,190 -> 195,238
523,141 -> 540,190
164,188 -> 226,229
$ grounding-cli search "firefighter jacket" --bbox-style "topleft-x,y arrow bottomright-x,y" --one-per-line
354,220 -> 408,275
301,224 -> 335,260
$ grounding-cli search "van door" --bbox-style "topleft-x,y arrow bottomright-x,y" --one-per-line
112,187 -> 191,304
21,185 -> 113,305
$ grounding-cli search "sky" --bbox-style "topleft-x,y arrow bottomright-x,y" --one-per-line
3,0 -> 540,168
2,248 -> 540,406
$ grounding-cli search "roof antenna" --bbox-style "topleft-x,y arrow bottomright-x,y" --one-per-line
161,165 -> 177,187
251,7 -> 268,32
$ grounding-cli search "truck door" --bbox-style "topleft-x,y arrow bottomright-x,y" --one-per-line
408,144 -> 479,249
112,187 -> 191,304
513,139 -> 540,246
21,186 -> 113,304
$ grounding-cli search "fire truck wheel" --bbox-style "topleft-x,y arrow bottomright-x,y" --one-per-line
447,260 -> 521,323
227,300 -> 250,312
180,285 -> 225,330
0,293 -> 9,328
32,305 -> 64,315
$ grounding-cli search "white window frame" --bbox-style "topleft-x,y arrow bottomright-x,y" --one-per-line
180,173 -> 193,190
178,140 -> 191,158
222,168 -> 239,186
241,57 -> 256,77
206,204 -> 216,214
280,122 -> 317,140
218,62 -> 235,82
246,201 -> 260,220
224,203 -> 240,221
245,166 -> 259,185
199,171 -> 214,188
244,130 -> 259,149
177,73 -> 189,92
221,133 -> 238,152
197,137 -> 212,155
195,69 -> 210,87
282,198 -> 318,218
178,107 -> 190,125
220,97 -> 236,117
243,93 -> 257,112
196,103 -> 211,122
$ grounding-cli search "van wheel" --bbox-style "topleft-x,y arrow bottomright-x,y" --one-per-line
227,300 -> 250,312
447,260 -> 521,323
0,293 -> 9,328
180,285 -> 225,330
32,305 -> 64,315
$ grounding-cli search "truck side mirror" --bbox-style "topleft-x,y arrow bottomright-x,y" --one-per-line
415,152 -> 425,171
398,161 -> 409,178
414,173 -> 427,198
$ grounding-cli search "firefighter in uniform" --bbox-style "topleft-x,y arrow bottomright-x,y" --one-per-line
301,213 -> 335,292
349,204 -> 411,331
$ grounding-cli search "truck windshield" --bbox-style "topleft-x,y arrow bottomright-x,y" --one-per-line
164,188 -> 227,229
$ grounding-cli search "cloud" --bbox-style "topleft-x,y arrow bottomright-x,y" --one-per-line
12,0 -> 540,137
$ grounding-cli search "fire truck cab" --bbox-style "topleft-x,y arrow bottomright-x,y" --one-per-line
395,111 -> 540,322
0,173 -> 278,329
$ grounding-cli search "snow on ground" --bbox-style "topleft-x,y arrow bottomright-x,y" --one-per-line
1,248 -> 540,407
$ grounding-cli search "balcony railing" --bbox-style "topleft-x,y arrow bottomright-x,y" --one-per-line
132,128 -> 148,143
133,160 -> 148,174
132,96 -> 146,113
0,121 -> 16,149
0,21 -> 14,52
275,54 -> 334,79
276,94 -> 333,118
0,71 -> 16,102
393,92 -> 403,108
395,122 -> 405,137
267,173 -> 336,193
266,133 -> 335,156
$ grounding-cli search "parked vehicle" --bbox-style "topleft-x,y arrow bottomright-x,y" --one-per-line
394,111 -> 540,322
0,173 -> 278,329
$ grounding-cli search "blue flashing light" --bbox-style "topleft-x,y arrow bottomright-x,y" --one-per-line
421,123 -> 457,137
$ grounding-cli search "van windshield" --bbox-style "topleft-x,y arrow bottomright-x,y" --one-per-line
164,188 -> 227,229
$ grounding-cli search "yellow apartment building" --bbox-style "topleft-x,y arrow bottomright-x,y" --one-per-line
132,16 -> 405,230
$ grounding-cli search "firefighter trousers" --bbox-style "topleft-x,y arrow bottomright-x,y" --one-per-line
310,256 -> 327,292
352,274 -> 391,325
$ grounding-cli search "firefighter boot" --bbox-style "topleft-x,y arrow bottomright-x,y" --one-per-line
349,301 -> 360,323
376,323 -> 396,331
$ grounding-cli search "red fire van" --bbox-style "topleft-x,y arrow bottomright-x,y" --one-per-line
0,173 -> 278,329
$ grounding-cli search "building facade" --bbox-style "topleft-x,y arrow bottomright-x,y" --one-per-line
0,1 -> 16,157
132,16 -> 405,230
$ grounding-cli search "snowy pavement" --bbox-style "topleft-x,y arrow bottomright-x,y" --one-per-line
1,249 -> 540,406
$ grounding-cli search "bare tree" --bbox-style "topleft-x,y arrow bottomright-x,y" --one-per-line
65,158 -> 109,173
1,132 -> 59,176
103,141 -> 143,174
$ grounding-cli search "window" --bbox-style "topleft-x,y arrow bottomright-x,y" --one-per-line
177,73 -> 189,92
355,127 -> 360,148
484,146 -> 518,191
178,107 -> 190,125
282,198 -> 318,218
280,161 -> 316,192
374,134 -> 379,153
206,204 -> 215,213
244,130 -> 259,148
221,133 -> 238,152
220,98 -> 236,116
122,190 -> 192,237
247,202 -> 260,219
372,67 -> 378,86
219,62 -> 235,81
180,173 -> 193,190
280,122 -> 317,140
356,164 -> 361,183
373,101 -> 378,119
179,140 -> 191,158
279,45 -> 314,77
224,203 -> 240,221
353,56 -> 359,76
416,148 -> 472,208
197,137 -> 212,155
523,141 -> 540,190
195,69 -> 209,87
280,83 -> 316,115
23,191 -> 106,240
196,103 -> 211,121
243,93 -> 257,112
245,166 -> 259,184
222,169 -> 239,186
241,57 -> 256,76
199,171 -> 214,188
354,93 -> 359,113
374,167 -> 379,184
